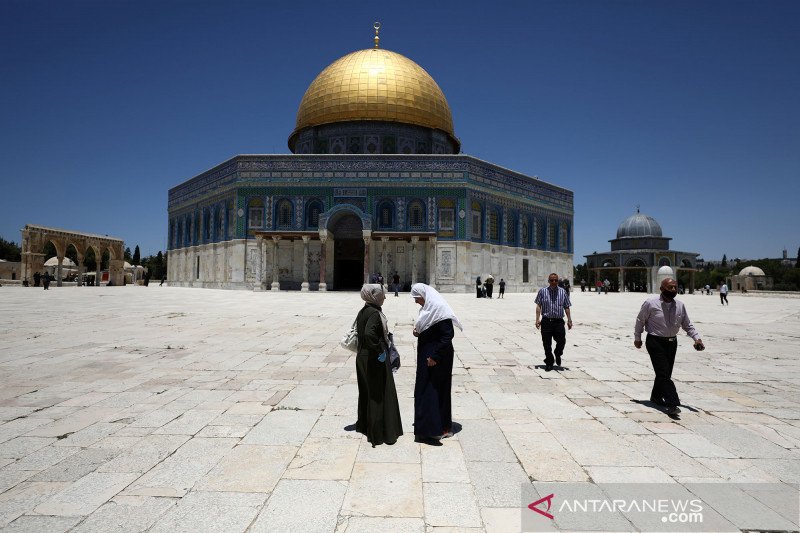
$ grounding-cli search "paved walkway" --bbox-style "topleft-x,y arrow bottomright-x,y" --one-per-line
0,286 -> 798,532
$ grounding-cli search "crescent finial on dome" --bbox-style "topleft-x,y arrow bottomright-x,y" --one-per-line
374,22 -> 381,49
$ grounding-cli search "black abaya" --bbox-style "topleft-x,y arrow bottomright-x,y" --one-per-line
413,318 -> 455,438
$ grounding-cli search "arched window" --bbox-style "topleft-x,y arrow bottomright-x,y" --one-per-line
377,200 -> 394,230
471,201 -> 482,239
537,218 -> 545,249
408,200 -> 425,230
488,209 -> 499,241
248,199 -> 264,230
217,208 -> 225,241
306,199 -> 323,229
505,213 -> 516,245
203,209 -> 211,241
521,218 -> 529,247
560,223 -> 569,251
277,199 -> 293,229
438,199 -> 455,232
548,219 -> 557,250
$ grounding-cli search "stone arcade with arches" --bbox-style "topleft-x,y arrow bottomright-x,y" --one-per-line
20,224 -> 125,287
167,27 -> 574,291
584,211 -> 700,293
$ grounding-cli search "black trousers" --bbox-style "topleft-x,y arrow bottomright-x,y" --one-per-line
540,318 -> 566,365
720,292 -> 728,304
646,334 -> 680,406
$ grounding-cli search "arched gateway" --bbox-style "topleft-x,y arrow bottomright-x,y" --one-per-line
20,224 -> 125,287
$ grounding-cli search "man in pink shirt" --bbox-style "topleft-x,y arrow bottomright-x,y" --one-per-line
634,278 -> 705,415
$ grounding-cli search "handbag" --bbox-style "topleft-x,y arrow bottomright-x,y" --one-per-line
340,318 -> 359,352
387,332 -> 401,370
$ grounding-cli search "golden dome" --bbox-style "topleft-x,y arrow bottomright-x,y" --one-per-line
290,48 -> 457,147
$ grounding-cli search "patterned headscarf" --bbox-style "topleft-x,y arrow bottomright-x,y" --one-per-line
411,283 -> 463,334
360,284 -> 390,345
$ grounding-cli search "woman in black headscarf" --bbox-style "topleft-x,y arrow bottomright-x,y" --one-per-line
354,284 -> 403,446
411,283 -> 463,444
475,276 -> 482,298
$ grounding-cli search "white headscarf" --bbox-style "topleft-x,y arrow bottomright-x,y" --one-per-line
361,284 -> 390,345
411,283 -> 463,334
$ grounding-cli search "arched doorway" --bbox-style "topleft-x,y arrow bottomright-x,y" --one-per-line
331,212 -> 364,290
625,259 -> 649,292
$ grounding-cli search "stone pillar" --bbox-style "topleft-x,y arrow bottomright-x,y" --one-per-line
109,259 -> 125,286
362,232 -> 371,285
380,237 -> 389,290
318,231 -> 327,292
410,236 -> 419,286
271,236 -> 281,290
689,270 -> 695,294
301,236 -> 310,291
618,268 -> 623,293
428,237 -> 437,288
255,236 -> 264,291
95,260 -> 102,286
56,256 -> 64,287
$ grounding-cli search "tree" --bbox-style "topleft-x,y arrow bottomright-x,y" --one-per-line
721,254 -> 727,267
132,245 -> 141,265
796,247 -> 800,269
124,247 -> 132,262
0,237 -> 21,261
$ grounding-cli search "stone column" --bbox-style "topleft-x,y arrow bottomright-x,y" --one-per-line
618,268 -> 623,293
428,237 -> 437,288
410,236 -> 419,286
271,236 -> 281,290
689,270 -> 695,294
56,256 -> 64,287
318,231 -> 327,291
255,236 -> 264,291
95,259 -> 101,286
362,232 -> 371,285
380,237 -> 389,290
301,236 -> 310,291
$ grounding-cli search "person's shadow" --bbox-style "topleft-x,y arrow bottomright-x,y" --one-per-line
630,399 -> 699,419
531,364 -> 571,372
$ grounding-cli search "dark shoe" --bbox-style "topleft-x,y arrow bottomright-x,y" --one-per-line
665,405 -> 681,415
545,364 -> 553,372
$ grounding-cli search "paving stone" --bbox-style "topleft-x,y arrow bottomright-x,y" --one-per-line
421,439 -> 469,483
0,481 -> 68,526
30,448 -> 118,482
4,445 -> 80,472
148,491 -> 265,533
124,438 -> 237,497
334,517 -> 425,532
504,431 -> 588,482
71,495 -> 176,533
250,479 -> 346,532
0,437 -> 54,459
285,437 -> 358,480
241,409 -> 320,445
33,471 -> 139,516
423,482 -> 482,527
152,409 -> 224,435
659,433 -> 738,458
465,460 -> 530,506
341,462 -> 423,517
97,434 -> 189,473
196,444 -> 296,492
457,420 -> 516,463
1,515 -> 82,532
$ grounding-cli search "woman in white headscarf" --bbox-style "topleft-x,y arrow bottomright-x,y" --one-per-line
410,283 -> 463,444
354,284 -> 403,447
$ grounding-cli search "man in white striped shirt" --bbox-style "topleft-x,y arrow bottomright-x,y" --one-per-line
535,273 -> 573,372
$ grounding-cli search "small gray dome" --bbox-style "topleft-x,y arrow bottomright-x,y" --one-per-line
616,212 -> 663,239
739,266 -> 766,276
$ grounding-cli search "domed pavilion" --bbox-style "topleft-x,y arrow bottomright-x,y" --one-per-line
167,25 -> 574,291
584,209 -> 700,293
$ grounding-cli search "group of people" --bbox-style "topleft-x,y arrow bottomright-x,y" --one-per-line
353,282 -> 462,447
353,272 -> 706,447
475,277 -> 506,298
536,273 -> 704,416
369,272 -> 403,297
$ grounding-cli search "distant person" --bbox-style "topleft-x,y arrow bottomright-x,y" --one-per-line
143,272 -> 150,286
535,273 -> 573,371
596,280 -> 602,294
485,277 -> 494,298
33,271 -> 41,287
719,282 -> 729,305
160,275 -> 166,286
42,273 -> 51,290
705,284 -> 710,295
564,279 -> 571,292
604,279 -> 611,294
393,272 -> 400,297
580,279 -> 586,292
377,272 -> 384,289
498,278 -> 506,298
476,276 -> 483,298
634,278 -> 704,416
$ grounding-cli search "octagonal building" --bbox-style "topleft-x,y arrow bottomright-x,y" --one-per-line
167,29 -> 574,291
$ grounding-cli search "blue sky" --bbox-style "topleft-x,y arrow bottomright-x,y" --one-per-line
1,0 -> 798,263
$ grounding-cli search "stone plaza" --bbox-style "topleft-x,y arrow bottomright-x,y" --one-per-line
0,286 -> 798,532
